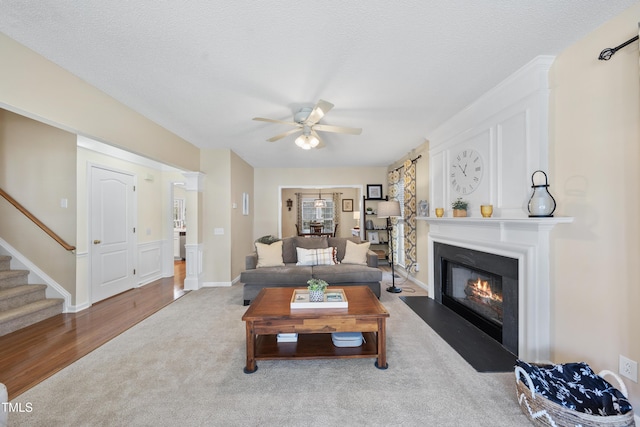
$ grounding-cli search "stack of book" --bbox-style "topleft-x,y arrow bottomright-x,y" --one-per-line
276,333 -> 298,343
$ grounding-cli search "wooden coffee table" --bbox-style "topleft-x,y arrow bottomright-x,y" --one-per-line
242,286 -> 389,373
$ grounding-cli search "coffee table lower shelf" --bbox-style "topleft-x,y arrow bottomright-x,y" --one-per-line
254,332 -> 378,360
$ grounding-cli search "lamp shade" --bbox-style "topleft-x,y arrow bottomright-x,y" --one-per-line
353,211 -> 361,220
377,201 -> 401,218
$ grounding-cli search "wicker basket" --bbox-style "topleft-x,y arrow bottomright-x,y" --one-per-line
515,367 -> 636,427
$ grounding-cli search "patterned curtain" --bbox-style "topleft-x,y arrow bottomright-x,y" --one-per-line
387,169 -> 401,266
296,193 -> 303,234
403,159 -> 417,271
332,192 -> 340,236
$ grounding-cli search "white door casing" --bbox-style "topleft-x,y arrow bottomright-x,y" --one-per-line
90,166 -> 136,303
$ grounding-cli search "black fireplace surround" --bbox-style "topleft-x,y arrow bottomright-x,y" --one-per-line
433,242 -> 519,355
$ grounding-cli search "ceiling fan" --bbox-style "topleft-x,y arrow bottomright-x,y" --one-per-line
253,99 -> 362,150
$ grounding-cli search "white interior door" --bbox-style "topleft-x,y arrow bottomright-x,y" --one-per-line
90,166 -> 136,303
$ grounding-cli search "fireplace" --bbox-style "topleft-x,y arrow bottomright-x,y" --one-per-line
434,242 -> 518,355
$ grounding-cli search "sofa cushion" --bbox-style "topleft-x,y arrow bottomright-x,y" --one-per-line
294,236 -> 328,249
255,241 -> 285,267
341,240 -> 371,265
328,236 -> 362,262
312,264 -> 382,283
240,265 -> 313,285
295,247 -> 338,266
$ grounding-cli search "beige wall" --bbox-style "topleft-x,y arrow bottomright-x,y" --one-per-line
253,167 -> 388,240
198,149 -> 254,283
230,151 -> 254,280
280,187 -> 361,238
550,3 -> 640,408
0,33 -> 200,172
200,149 -> 232,283
0,109 -> 77,296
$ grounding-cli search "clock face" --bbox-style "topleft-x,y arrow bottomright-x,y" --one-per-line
450,149 -> 483,195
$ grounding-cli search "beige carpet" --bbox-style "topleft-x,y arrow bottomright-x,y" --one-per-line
9,281 -> 530,426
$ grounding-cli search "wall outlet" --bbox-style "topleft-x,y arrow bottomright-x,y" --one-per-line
414,263 -> 420,272
619,355 -> 638,383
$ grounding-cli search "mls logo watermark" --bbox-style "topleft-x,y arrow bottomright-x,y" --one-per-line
2,402 -> 32,413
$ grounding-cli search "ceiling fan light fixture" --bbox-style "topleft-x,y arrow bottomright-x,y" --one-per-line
295,134 -> 319,150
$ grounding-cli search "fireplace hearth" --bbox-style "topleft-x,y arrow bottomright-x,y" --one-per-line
434,242 -> 518,355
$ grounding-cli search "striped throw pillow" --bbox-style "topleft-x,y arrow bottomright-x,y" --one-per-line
295,247 -> 338,266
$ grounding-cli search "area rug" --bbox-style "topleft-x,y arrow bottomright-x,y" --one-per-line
9,285 -> 530,426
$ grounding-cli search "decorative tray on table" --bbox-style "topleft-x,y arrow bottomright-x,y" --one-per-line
290,289 -> 349,309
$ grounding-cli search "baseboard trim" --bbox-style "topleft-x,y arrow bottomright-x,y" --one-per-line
202,281 -> 233,287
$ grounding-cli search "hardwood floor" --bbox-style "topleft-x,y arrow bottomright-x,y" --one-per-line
0,261 -> 187,400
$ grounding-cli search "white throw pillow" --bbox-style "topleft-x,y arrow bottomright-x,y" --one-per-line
296,247 -> 338,266
341,240 -> 370,265
256,241 -> 285,268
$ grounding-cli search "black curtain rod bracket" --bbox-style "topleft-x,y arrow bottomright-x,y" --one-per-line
392,154 -> 422,172
598,34 -> 639,61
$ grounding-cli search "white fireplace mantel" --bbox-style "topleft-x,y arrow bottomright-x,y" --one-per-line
419,216 -> 573,361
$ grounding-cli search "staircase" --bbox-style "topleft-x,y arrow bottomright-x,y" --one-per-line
0,255 -> 64,337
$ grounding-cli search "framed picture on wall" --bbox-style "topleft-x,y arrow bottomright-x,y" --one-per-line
342,199 -> 353,212
367,184 -> 383,200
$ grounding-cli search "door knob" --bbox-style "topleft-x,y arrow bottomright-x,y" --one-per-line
93,240 -> 101,244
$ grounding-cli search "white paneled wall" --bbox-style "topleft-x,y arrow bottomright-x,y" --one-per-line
137,241 -> 163,286
428,56 -> 554,218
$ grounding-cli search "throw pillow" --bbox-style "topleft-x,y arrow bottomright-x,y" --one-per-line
256,241 -> 284,268
295,247 -> 338,266
255,235 -> 281,245
328,236 -> 362,262
281,237 -> 297,264
341,240 -> 370,265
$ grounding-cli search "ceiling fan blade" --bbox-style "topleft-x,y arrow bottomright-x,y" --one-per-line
303,99 -> 334,125
253,117 -> 299,126
313,124 -> 362,135
311,130 -> 326,149
267,128 -> 302,142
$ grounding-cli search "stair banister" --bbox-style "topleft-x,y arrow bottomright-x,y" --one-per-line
0,188 -> 76,252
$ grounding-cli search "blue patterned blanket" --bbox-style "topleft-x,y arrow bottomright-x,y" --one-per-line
516,360 -> 633,416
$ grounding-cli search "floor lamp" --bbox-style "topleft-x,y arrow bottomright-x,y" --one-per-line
377,201 -> 402,293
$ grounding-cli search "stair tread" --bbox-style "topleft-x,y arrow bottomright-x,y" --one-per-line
0,284 -> 47,298
0,270 -> 29,278
0,298 -> 64,322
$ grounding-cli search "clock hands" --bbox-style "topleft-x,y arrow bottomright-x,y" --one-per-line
455,162 -> 467,177
458,162 -> 468,177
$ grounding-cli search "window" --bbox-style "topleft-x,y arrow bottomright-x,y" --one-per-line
301,198 -> 334,233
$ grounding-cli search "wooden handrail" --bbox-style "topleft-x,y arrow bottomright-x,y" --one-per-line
0,188 -> 76,252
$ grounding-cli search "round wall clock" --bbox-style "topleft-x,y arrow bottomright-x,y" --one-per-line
450,149 -> 483,195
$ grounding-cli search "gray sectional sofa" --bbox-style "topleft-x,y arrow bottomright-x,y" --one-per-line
240,236 -> 382,305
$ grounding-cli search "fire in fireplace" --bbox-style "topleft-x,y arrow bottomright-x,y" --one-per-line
434,243 -> 518,355
465,276 -> 503,321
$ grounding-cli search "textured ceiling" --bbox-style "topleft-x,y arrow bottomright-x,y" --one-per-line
0,1 -> 636,169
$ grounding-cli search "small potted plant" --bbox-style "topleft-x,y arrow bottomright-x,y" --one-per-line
451,198 -> 469,217
307,278 -> 329,302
